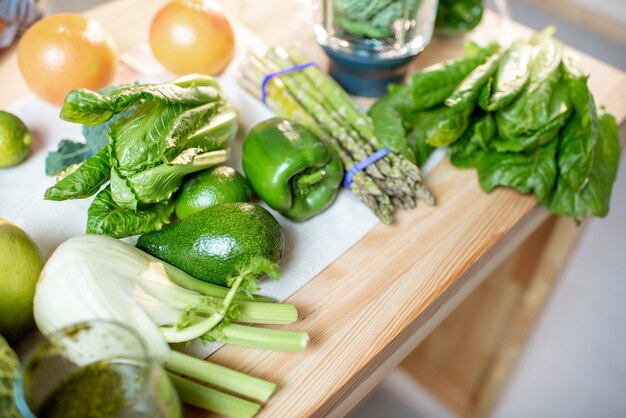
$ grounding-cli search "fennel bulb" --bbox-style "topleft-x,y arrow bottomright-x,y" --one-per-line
35,235 -> 307,352
33,235 -> 309,417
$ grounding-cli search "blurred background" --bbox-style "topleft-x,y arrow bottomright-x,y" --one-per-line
38,0 -> 625,70
13,1 -> 626,417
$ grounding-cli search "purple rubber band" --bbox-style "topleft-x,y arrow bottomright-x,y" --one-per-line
343,147 -> 391,188
260,62 -> 316,103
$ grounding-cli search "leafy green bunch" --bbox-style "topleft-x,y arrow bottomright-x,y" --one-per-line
435,0 -> 483,33
45,84 -> 138,177
44,75 -> 238,237
370,30 -> 621,221
334,0 -> 406,38
334,0 -> 484,39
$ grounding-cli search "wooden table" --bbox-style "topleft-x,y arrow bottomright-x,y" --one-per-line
1,1 -> 625,417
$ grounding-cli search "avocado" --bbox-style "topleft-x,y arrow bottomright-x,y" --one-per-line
137,202 -> 283,286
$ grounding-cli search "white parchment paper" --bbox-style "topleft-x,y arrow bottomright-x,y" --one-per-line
1,23 -> 444,358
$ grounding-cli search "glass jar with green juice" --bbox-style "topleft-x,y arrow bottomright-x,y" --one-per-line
15,321 -> 183,418
313,0 -> 439,96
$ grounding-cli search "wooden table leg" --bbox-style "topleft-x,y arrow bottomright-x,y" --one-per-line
400,215 -> 585,418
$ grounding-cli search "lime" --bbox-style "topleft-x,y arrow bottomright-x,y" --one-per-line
175,166 -> 252,219
0,219 -> 45,343
0,111 -> 32,168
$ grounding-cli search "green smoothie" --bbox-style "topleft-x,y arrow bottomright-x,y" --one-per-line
37,360 -> 142,418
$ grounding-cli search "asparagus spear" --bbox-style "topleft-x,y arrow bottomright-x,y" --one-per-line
244,55 -> 391,206
261,51 -> 387,180
284,47 -> 376,138
285,47 -> 433,203
264,49 -> 416,201
238,48 -> 434,222
240,54 -> 394,222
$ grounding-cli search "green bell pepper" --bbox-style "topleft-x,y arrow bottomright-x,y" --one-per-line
242,118 -> 343,221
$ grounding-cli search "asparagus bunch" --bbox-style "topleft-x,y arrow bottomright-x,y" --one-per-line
238,46 -> 434,224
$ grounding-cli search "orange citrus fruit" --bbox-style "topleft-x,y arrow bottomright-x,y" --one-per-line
17,13 -> 117,105
149,1 -> 235,76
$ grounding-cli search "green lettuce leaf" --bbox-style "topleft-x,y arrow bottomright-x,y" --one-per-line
494,73 -> 571,152
107,100 -> 237,207
476,76 -> 492,111
486,43 -> 532,111
86,187 -> 174,238
556,107 -> 597,193
45,105 -> 136,176
446,52 -> 502,108
409,132 -> 435,167
450,112 -> 495,168
45,75 -> 237,239
406,118 -> 436,167
548,112 -> 620,219
425,105 -> 472,147
61,75 -> 222,126
370,41 -> 498,160
110,101 -> 186,173
401,105 -> 449,149
368,83 -> 416,163
477,138 -> 558,203
493,35 -> 571,152
44,147 -> 111,201
127,149 -> 228,204
164,101 -> 238,159
109,100 -> 236,177
81,104 -> 136,153
402,106 -> 452,166
411,43 -> 498,111
431,52 -> 501,147
109,167 -> 139,210
556,53 -> 599,191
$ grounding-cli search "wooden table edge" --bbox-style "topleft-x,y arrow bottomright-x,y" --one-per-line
322,207 -> 551,417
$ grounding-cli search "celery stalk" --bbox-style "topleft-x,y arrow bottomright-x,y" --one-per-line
237,301 -> 298,324
165,351 -> 276,402
214,324 -> 309,353
161,268 -> 249,343
168,373 -> 261,418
